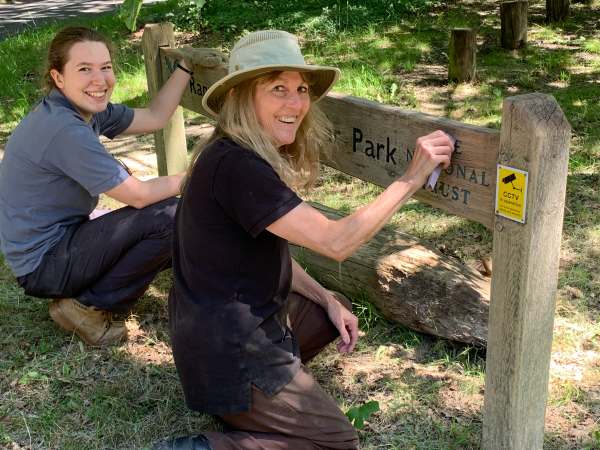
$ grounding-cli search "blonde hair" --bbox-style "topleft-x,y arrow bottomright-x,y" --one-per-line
185,71 -> 333,192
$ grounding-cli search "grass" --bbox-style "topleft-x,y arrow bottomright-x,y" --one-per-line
1,0 -> 600,448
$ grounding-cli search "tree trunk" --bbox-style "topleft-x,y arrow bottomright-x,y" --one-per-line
501,1 -> 528,50
546,0 -> 570,22
448,28 -> 477,82
290,203 -> 490,346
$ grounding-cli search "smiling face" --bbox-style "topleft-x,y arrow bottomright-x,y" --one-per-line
50,40 -> 115,121
253,71 -> 310,147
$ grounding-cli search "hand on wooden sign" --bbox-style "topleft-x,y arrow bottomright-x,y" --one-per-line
426,132 -> 459,190
402,130 -> 456,187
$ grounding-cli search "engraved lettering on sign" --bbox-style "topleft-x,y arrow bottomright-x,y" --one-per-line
352,128 -> 397,164
349,127 -> 496,206
189,79 -> 208,96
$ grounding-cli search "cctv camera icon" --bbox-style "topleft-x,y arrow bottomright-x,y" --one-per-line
502,173 -> 522,191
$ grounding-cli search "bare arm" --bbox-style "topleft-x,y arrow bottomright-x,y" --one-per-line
291,259 -> 359,353
123,62 -> 191,135
105,172 -> 184,209
268,130 -> 454,261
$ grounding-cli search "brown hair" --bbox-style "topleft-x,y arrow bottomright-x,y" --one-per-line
43,27 -> 114,93
184,71 -> 333,193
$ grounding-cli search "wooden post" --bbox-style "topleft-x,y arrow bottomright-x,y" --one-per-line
500,1 -> 528,50
141,23 -> 188,176
482,94 -> 571,449
448,28 -> 476,82
546,0 -> 570,22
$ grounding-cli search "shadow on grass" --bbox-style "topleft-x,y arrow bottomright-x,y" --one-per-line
0,262 -> 215,450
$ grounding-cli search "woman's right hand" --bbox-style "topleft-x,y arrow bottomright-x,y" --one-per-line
401,130 -> 455,186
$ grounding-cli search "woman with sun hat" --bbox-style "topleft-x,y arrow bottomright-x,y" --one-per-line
158,29 -> 454,450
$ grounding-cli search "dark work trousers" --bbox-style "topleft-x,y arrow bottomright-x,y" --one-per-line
205,292 -> 360,450
17,198 -> 178,313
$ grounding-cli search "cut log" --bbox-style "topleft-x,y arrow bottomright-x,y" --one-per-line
290,203 -> 491,346
448,28 -> 477,82
546,0 -> 569,22
500,1 -> 528,50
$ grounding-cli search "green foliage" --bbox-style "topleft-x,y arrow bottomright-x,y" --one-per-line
350,289 -> 385,331
118,0 -> 144,32
18,370 -> 49,385
118,0 -> 207,32
345,400 -> 380,429
164,0 -> 439,34
584,38 -> 600,54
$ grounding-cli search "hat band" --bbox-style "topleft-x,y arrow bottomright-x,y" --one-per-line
228,38 -> 305,73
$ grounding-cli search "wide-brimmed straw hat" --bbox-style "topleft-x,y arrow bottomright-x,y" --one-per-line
201,30 -> 340,117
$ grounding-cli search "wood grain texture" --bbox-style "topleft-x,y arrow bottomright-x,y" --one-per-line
448,28 -> 477,81
482,93 -> 571,449
291,203 -> 491,346
501,1 -> 528,49
141,24 -> 188,176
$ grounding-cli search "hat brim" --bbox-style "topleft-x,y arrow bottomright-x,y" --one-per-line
201,64 -> 341,117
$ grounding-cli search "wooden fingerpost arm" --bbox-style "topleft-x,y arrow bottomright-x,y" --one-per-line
482,93 -> 571,449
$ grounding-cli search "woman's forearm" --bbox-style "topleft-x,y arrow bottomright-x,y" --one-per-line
106,173 -> 184,209
137,173 -> 185,207
325,175 -> 422,260
290,259 -> 330,308
146,65 -> 191,126
123,63 -> 191,135
269,131 -> 454,262
271,174 -> 422,262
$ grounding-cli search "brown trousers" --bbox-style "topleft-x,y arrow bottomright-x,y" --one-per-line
204,292 -> 360,450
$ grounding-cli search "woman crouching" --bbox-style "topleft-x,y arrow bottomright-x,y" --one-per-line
158,30 -> 454,450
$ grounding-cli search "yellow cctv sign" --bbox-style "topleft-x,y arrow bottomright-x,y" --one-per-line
495,164 -> 528,223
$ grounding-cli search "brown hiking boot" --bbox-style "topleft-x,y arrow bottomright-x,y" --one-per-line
49,298 -> 127,347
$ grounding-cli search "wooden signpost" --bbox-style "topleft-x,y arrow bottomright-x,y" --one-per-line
142,23 -> 571,450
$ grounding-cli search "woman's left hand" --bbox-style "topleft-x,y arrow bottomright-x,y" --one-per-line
325,292 -> 359,354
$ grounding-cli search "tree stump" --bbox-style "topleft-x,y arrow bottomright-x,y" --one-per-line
448,28 -> 476,83
290,202 -> 491,346
500,1 -> 528,50
546,0 -> 570,22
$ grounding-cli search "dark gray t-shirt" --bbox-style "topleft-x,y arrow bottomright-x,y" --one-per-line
0,89 -> 134,276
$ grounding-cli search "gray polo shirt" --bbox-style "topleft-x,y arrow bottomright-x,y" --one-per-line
0,89 -> 134,277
